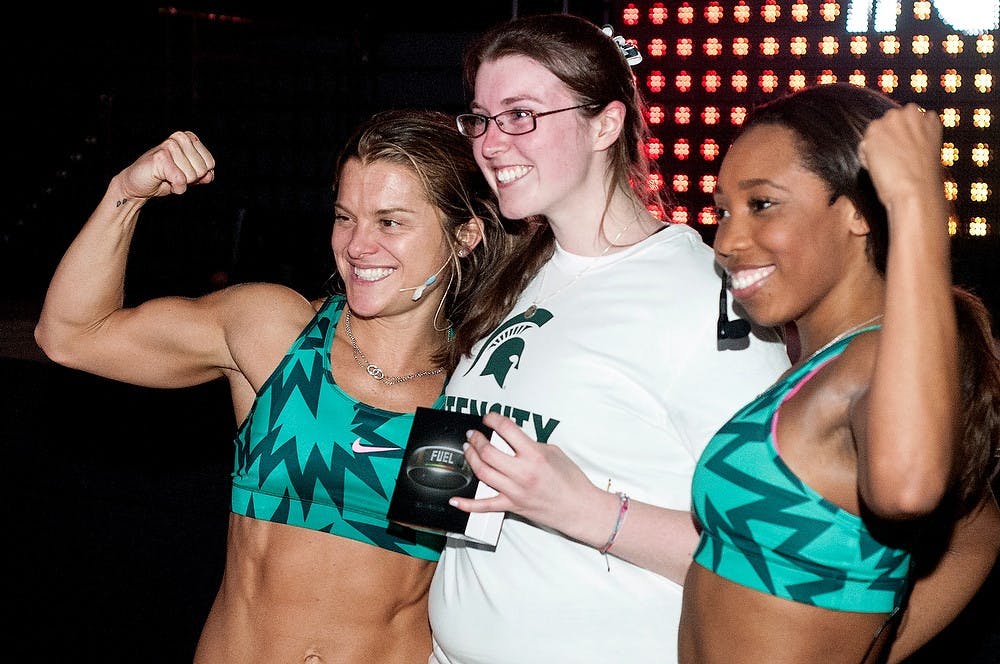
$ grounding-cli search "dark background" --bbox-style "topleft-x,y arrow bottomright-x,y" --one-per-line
3,2 -> 997,661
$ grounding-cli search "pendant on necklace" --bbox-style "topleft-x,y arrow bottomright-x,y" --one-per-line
524,304 -> 537,319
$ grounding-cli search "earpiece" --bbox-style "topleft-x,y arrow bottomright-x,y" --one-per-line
717,273 -> 751,341
400,245 -> 468,302
400,258 -> 451,301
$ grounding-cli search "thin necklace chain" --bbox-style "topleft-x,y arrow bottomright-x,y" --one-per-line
803,313 -> 884,365
524,218 -> 639,319
343,307 -> 445,386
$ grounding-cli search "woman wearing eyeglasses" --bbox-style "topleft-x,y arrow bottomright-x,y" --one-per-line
427,14 -> 790,664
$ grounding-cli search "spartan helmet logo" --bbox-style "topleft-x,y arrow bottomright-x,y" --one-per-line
464,308 -> 553,388
480,337 -> 525,388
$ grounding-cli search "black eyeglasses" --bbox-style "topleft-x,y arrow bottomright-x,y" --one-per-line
455,103 -> 602,138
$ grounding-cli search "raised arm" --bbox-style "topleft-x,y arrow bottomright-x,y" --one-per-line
854,105 -> 959,518
34,131 -> 231,388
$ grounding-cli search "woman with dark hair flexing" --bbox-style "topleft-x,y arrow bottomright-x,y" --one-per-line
680,83 -> 999,664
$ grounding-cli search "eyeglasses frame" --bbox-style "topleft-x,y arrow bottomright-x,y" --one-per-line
455,102 -> 603,138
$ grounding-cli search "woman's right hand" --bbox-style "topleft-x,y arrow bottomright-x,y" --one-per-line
116,130 -> 216,201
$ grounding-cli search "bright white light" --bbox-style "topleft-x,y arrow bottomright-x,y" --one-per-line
846,0 -> 874,33
873,0 -> 899,32
937,0 -> 1000,33
847,0 -> 999,34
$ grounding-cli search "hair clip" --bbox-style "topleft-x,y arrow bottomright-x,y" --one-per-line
601,25 -> 643,66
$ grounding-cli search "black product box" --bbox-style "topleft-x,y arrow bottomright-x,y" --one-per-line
387,407 -> 509,547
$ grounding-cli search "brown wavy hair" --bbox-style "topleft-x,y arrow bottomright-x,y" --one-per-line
328,108 -> 532,370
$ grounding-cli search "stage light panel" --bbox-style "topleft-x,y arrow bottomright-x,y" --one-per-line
942,143 -> 960,166
623,1 -> 997,238
759,69 -> 781,90
624,4 -> 641,24
674,139 -> 691,159
699,206 -> 718,224
704,37 -> 725,55
910,69 -> 929,92
974,69 -> 993,92
647,137 -> 666,158
971,181 -> 991,202
761,36 -> 782,55
943,34 -> 964,54
913,34 -> 932,55
650,2 -> 669,23
972,143 -> 991,167
945,180 -> 960,200
700,138 -> 722,160
878,70 -> 900,92
762,0 -> 781,22
881,35 -> 902,55
649,70 -> 667,92
734,1 -> 751,23
941,107 -> 961,126
820,2 -> 841,22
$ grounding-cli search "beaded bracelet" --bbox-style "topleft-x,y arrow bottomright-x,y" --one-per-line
598,491 -> 630,555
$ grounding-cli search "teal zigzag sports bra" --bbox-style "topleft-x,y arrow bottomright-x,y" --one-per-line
231,295 -> 445,561
691,325 -> 910,612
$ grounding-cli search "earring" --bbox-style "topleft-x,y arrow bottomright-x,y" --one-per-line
457,247 -> 468,258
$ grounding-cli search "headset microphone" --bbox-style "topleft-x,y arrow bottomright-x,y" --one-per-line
399,258 -> 451,301
717,273 -> 752,341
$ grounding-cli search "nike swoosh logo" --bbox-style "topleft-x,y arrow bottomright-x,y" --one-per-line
351,437 -> 398,454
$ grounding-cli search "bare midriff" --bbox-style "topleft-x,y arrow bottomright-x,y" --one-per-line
679,563 -> 892,664
194,513 -> 436,664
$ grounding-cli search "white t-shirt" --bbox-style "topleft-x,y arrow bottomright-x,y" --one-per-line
429,224 -> 790,664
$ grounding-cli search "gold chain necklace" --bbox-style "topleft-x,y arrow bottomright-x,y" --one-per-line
343,307 -> 445,386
